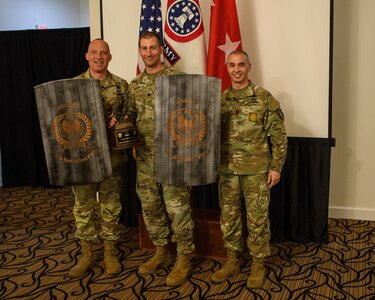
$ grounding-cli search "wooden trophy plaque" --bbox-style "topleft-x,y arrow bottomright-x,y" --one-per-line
108,121 -> 143,150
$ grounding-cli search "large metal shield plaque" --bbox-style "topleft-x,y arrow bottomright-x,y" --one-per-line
154,74 -> 221,186
34,79 -> 112,186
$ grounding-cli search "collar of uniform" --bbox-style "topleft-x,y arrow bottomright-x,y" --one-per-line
99,72 -> 113,88
80,69 -> 91,79
226,80 -> 255,100
138,65 -> 171,83
81,68 -> 113,85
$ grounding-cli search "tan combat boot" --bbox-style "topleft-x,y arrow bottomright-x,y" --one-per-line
247,258 -> 266,288
103,240 -> 121,275
166,253 -> 191,286
211,249 -> 240,282
138,246 -> 172,275
69,240 -> 94,277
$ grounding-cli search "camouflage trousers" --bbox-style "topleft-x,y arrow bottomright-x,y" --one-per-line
71,152 -> 124,241
136,159 -> 195,255
219,172 -> 271,258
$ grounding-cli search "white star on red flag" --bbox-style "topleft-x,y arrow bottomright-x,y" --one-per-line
217,33 -> 241,64
207,0 -> 242,90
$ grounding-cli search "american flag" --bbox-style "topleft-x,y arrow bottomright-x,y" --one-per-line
137,0 -> 164,74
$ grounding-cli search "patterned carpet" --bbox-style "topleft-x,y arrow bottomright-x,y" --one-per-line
0,186 -> 374,300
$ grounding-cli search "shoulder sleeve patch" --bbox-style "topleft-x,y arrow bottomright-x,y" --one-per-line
277,108 -> 285,120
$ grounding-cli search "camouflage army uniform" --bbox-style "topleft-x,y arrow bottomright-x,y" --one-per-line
127,66 -> 194,255
220,81 -> 287,259
71,69 -> 128,241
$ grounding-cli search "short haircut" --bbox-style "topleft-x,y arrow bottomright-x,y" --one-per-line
228,50 -> 250,63
138,32 -> 163,47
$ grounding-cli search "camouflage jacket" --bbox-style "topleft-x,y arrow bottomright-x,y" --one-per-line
126,66 -> 181,158
221,81 -> 287,175
75,69 -> 129,122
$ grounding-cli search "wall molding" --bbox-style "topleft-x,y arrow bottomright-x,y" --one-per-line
329,206 -> 375,221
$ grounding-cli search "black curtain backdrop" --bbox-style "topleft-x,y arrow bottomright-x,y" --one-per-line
0,28 -> 332,243
269,137 -> 332,242
0,28 -> 90,187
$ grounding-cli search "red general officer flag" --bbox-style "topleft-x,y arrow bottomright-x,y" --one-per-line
164,0 -> 207,74
207,0 -> 242,90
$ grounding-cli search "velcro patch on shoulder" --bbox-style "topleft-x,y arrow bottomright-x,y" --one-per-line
277,108 -> 285,120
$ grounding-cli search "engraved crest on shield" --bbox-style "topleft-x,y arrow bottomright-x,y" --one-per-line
167,106 -> 207,146
52,110 -> 97,163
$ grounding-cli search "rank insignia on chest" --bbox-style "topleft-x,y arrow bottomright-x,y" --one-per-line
249,112 -> 257,122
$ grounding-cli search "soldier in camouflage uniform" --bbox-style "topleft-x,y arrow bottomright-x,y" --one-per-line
69,39 -> 128,278
211,50 -> 287,288
125,32 -> 194,286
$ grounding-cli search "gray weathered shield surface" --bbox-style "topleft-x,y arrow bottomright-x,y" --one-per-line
34,78 -> 112,186
154,74 -> 221,186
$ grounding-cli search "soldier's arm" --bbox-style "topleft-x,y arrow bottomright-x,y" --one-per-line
267,170 -> 281,188
123,83 -> 137,124
264,94 -> 287,173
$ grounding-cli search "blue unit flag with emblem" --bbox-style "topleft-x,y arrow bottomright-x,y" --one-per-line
164,0 -> 207,75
